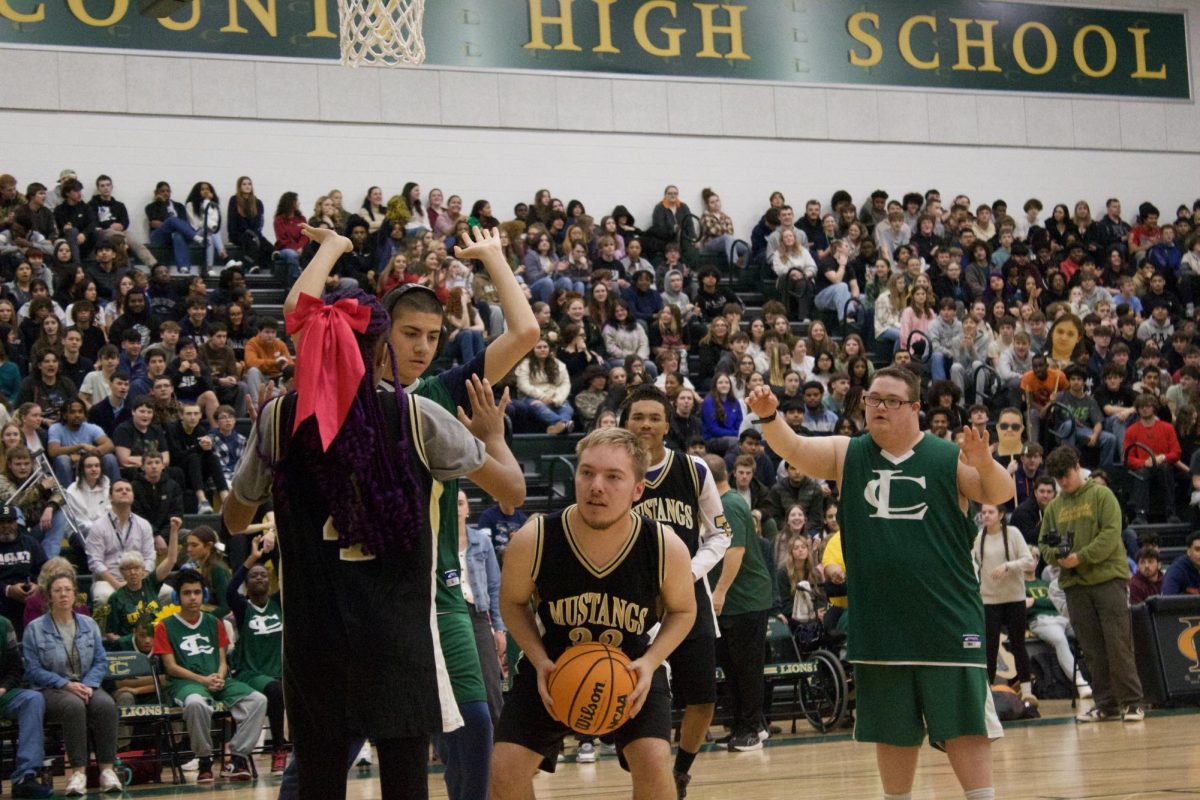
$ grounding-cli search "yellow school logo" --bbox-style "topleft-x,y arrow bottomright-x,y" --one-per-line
1177,616 -> 1200,673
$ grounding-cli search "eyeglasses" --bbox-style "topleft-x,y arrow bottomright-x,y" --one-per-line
862,394 -> 911,410
998,422 -> 1023,431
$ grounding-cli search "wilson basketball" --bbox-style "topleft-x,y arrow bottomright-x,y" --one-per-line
547,643 -> 637,735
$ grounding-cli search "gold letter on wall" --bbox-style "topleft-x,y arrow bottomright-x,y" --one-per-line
1128,27 -> 1166,79
1073,24 -> 1116,78
67,0 -> 128,26
592,0 -> 619,53
949,18 -> 1001,72
157,0 -> 199,30
694,3 -> 749,60
308,0 -> 335,38
1012,21 -> 1057,75
221,0 -> 277,36
525,0 -> 582,51
0,1 -> 45,23
898,15 -> 938,70
847,12 -> 881,68
634,0 -> 684,58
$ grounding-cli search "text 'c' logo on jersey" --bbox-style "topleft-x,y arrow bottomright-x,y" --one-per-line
864,470 -> 928,521
179,633 -> 214,657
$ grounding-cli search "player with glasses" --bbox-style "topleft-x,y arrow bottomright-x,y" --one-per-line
862,394 -> 911,410
747,367 -> 1013,800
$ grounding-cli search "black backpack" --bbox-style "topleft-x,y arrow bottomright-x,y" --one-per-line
1030,650 -> 1073,700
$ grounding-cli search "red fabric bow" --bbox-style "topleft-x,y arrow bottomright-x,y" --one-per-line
285,293 -> 372,451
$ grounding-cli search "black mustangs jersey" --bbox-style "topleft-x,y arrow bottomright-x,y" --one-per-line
632,449 -> 728,639
532,507 -> 669,663
632,449 -> 703,554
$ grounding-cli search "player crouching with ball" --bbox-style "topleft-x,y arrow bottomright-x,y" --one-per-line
489,428 -> 695,800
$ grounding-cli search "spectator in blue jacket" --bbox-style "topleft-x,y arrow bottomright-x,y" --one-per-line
701,373 -> 743,455
23,560 -> 121,795
0,610 -> 51,798
457,490 -> 505,724
1162,532 -> 1200,595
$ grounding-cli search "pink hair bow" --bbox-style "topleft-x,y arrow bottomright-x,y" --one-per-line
285,293 -> 372,451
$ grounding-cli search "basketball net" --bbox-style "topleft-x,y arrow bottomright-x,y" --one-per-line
337,0 -> 426,67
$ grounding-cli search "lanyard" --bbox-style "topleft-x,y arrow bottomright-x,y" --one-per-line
110,513 -> 134,551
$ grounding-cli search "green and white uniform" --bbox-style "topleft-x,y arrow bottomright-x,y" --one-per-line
409,373 -> 486,707
154,612 -> 254,706
837,433 -> 1002,746
233,597 -> 283,693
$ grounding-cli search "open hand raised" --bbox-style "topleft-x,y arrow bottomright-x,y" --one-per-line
958,425 -> 993,469
454,225 -> 502,262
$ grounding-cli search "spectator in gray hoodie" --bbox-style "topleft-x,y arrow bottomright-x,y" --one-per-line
927,297 -> 963,382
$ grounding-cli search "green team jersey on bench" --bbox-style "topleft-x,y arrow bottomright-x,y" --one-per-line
410,353 -> 487,705
235,596 -> 283,682
154,611 -> 254,705
838,433 -> 986,667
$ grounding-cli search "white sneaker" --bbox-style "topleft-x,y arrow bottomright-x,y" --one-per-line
577,742 -> 596,763
100,767 -> 124,793
1122,705 -> 1145,722
197,500 -> 214,514
355,741 -> 373,766
181,757 -> 199,771
64,772 -> 88,796
225,259 -> 243,268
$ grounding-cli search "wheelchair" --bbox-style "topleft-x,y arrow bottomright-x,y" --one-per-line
766,616 -> 853,733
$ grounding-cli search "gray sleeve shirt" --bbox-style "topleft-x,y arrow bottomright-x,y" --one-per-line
231,395 -> 487,507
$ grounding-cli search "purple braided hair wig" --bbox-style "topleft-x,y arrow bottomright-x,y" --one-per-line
259,288 -> 426,555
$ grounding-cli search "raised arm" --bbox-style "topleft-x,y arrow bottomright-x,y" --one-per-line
456,376 -> 526,509
455,227 -> 539,384
956,425 -> 1016,506
283,224 -> 352,318
745,386 -> 848,482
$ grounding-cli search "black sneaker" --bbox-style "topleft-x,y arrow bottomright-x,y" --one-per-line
223,755 -> 252,781
728,733 -> 764,752
11,774 -> 53,799
674,769 -> 691,799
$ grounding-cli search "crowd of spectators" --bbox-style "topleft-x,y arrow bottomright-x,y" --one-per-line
4,166 -> 1200,786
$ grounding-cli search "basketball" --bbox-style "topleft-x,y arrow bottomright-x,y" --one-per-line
548,643 -> 637,735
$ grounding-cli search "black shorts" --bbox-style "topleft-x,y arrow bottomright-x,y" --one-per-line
666,636 -> 717,706
494,659 -> 672,774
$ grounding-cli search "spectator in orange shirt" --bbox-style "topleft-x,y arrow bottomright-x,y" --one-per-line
242,320 -> 292,400
1019,354 -> 1066,442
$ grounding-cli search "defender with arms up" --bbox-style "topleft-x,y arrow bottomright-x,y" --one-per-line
747,367 -> 1014,800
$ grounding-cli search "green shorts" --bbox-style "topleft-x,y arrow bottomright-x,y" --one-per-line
234,671 -> 278,694
169,678 -> 256,708
852,664 -> 1003,748
437,610 -> 485,705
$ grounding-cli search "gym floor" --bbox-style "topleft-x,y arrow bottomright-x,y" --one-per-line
70,701 -> 1200,798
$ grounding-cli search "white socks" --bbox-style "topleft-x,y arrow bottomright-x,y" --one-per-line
965,789 -> 996,800
883,794 -> 912,800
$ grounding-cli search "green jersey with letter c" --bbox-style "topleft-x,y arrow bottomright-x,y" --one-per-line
236,597 -> 283,680
161,612 -> 223,689
837,433 -> 985,667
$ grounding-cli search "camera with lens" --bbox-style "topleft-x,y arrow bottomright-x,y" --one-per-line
1044,528 -> 1073,560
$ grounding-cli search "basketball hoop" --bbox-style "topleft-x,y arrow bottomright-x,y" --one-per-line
337,0 -> 426,67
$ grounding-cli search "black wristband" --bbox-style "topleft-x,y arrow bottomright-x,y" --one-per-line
757,413 -> 777,424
